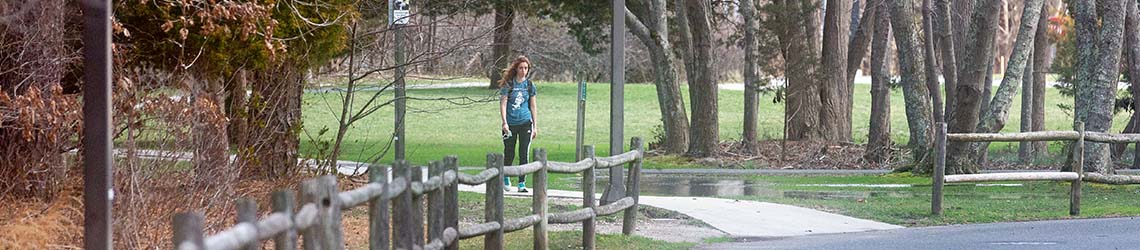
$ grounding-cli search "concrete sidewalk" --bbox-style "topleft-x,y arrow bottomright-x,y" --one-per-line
456,182 -> 903,237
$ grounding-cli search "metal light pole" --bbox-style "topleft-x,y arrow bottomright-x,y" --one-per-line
82,0 -> 114,248
602,0 -> 627,205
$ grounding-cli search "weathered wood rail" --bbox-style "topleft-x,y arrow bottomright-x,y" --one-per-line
172,137 -> 644,250
932,122 -> 1140,216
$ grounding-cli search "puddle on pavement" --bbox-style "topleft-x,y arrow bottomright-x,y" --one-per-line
587,175 -> 1052,200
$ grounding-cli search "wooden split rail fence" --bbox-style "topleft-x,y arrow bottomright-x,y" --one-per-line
172,137 -> 645,250
932,122 -> 1140,216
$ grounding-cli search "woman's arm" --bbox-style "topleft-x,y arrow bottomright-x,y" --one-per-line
500,95 -> 509,133
529,95 -> 538,139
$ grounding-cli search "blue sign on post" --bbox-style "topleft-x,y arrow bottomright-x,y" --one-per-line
579,80 -> 587,101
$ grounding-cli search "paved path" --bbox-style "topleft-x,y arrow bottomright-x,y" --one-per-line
455,182 -> 903,237
696,217 -> 1140,250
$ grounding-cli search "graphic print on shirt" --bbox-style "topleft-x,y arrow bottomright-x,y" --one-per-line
512,90 -> 525,110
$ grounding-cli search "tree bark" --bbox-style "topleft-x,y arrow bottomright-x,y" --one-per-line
1031,0 -> 1054,156
821,0 -> 853,141
740,0 -> 761,147
970,0 -> 1045,163
923,0 -> 944,123
945,0 -> 1002,174
1019,46 -> 1035,163
935,0 -> 959,122
1125,0 -> 1140,168
191,76 -> 231,185
1074,0 -> 1127,174
683,0 -> 719,157
626,1 -> 690,154
246,64 -> 303,178
847,0 -> 879,103
890,0 -> 936,171
488,4 -> 515,89
865,2 -> 892,164
780,0 -> 824,141
952,0 -> 975,80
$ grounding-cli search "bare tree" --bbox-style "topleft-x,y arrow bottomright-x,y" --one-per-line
739,0 -> 763,147
864,1 -> 892,164
777,0 -> 824,141
1125,0 -> 1140,168
890,0 -> 936,171
682,0 -> 720,157
626,0 -> 690,154
488,3 -> 515,89
945,0 -> 1002,174
922,0 -> 944,123
820,0 -> 853,141
934,0 -> 958,121
1072,0 -> 1128,174
970,0 -> 1045,161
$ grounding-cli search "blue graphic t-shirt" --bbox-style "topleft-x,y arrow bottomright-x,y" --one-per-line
500,79 -> 537,126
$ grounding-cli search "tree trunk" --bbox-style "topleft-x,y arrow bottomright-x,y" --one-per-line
970,0 -> 1045,163
684,0 -> 719,157
488,5 -> 515,89
1074,0 -> 1128,174
191,76 -> 232,185
923,0 -> 944,123
952,0 -> 975,81
1019,47 -> 1035,163
821,0 -> 853,141
945,0 -> 1002,174
1031,0 -> 1054,156
1126,0 -> 1140,168
890,0 -> 936,171
935,0 -> 958,122
226,70 -> 249,148
740,0 -> 761,147
626,1 -> 691,154
847,0 -> 879,106
780,0 -> 824,141
246,64 -> 303,178
865,2 -> 893,164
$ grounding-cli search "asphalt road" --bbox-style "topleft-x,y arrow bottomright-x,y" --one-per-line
697,217 -> 1140,250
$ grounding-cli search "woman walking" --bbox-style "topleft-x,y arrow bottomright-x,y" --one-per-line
499,55 -> 538,192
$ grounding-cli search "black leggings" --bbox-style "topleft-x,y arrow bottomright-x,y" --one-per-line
503,122 -> 532,183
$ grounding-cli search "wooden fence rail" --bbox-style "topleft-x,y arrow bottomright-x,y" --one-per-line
932,122 -> 1140,217
172,137 -> 644,250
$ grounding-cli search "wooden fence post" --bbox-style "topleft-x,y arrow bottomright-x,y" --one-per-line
369,164 -> 390,250
933,123 -> 947,216
411,165 -> 425,246
236,198 -> 260,250
172,212 -> 205,250
623,137 -> 643,235
428,161 -> 445,244
485,153 -> 505,250
582,145 -> 597,250
444,156 -> 460,250
301,175 -> 345,250
393,161 -> 415,250
1072,122 -> 1084,216
272,190 -> 298,250
533,148 -> 549,250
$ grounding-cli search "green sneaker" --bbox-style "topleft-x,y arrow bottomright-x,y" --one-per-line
518,182 -> 528,193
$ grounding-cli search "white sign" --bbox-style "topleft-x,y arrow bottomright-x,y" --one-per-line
392,0 -> 410,25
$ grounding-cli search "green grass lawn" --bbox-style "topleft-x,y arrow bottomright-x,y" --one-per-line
689,173 -> 1140,227
301,80 -> 1131,167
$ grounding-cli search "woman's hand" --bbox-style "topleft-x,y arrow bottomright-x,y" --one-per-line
531,126 -> 539,139
502,123 -> 510,135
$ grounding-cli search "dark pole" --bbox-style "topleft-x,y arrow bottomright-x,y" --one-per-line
392,0 -> 407,161
82,0 -> 113,248
603,0 -> 627,204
